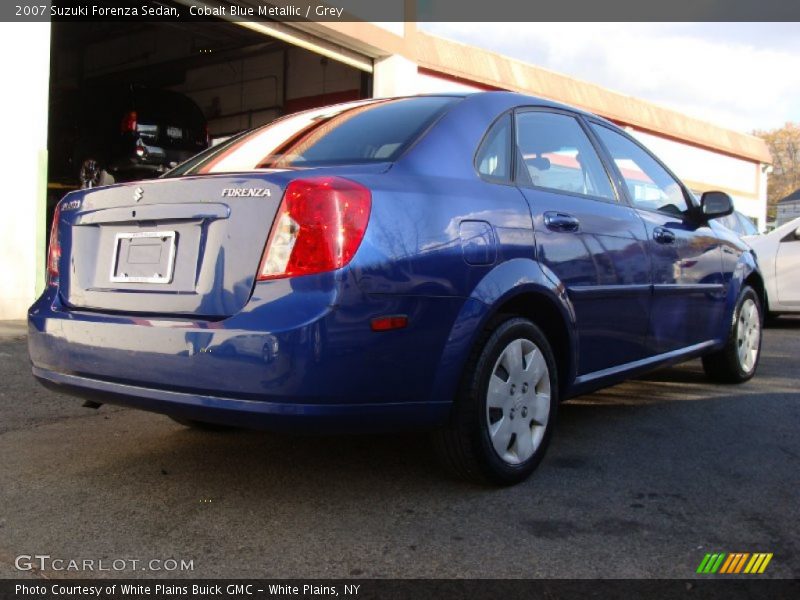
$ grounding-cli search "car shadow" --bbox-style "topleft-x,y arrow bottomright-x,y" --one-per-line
81,357 -> 769,496
633,363 -> 710,385
767,315 -> 800,329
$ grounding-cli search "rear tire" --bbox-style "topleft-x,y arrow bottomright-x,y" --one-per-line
433,317 -> 559,485
702,285 -> 762,383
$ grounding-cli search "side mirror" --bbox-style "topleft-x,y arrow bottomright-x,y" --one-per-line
700,191 -> 734,220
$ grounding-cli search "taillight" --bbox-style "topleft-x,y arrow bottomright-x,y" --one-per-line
257,176 -> 371,280
120,110 -> 137,134
47,203 -> 62,285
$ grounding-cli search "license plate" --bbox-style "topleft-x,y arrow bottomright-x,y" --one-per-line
166,126 -> 183,139
110,231 -> 176,284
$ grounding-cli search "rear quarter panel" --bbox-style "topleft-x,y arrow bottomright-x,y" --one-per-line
344,95 -> 579,404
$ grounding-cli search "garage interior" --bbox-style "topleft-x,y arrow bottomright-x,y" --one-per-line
47,17 -> 373,206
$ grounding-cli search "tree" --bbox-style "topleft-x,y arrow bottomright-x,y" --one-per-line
754,122 -> 800,220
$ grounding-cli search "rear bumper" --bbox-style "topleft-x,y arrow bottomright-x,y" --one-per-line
32,366 -> 448,433
28,285 -> 463,432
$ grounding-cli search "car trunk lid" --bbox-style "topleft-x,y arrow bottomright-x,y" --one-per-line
60,174 -> 284,318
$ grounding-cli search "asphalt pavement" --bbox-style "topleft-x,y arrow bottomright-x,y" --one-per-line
0,318 -> 798,579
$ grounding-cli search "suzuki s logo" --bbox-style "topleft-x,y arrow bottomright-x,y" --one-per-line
221,188 -> 271,198
133,187 -> 144,202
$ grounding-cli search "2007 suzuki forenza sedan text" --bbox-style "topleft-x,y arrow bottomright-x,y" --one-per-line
29,93 -> 764,484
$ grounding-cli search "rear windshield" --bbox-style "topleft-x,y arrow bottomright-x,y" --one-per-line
165,96 -> 459,176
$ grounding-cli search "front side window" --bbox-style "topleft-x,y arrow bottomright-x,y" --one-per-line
166,96 -> 460,177
515,111 -> 615,201
591,124 -> 690,216
475,113 -> 512,182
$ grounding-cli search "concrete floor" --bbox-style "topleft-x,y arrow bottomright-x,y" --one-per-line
1,318 -> 798,579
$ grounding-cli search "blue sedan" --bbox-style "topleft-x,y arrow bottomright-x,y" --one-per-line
29,92 -> 764,484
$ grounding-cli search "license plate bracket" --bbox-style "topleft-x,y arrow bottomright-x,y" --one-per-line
110,231 -> 177,284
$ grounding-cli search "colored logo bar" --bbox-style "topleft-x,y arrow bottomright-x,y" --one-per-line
696,553 -> 773,574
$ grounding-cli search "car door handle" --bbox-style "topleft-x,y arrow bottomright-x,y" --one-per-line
544,212 -> 580,233
653,227 -> 676,244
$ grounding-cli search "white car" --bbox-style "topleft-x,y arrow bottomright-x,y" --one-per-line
744,217 -> 800,317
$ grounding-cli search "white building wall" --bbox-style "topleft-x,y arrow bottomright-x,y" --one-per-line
758,165 -> 771,228
415,71 -> 484,94
0,23 -> 50,320
629,131 -> 758,194
373,54 -> 419,97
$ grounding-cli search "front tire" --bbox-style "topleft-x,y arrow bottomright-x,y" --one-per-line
433,318 -> 559,485
702,285 -> 762,383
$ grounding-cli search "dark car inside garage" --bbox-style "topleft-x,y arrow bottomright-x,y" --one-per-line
47,15 -> 372,226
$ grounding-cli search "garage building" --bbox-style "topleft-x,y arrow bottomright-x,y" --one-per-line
0,12 -> 772,320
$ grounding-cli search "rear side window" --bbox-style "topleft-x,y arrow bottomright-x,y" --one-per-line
515,111 -> 615,201
167,96 -> 459,176
591,123 -> 690,216
475,113 -> 512,183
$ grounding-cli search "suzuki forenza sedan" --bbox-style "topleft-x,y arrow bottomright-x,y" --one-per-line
29,93 -> 764,484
